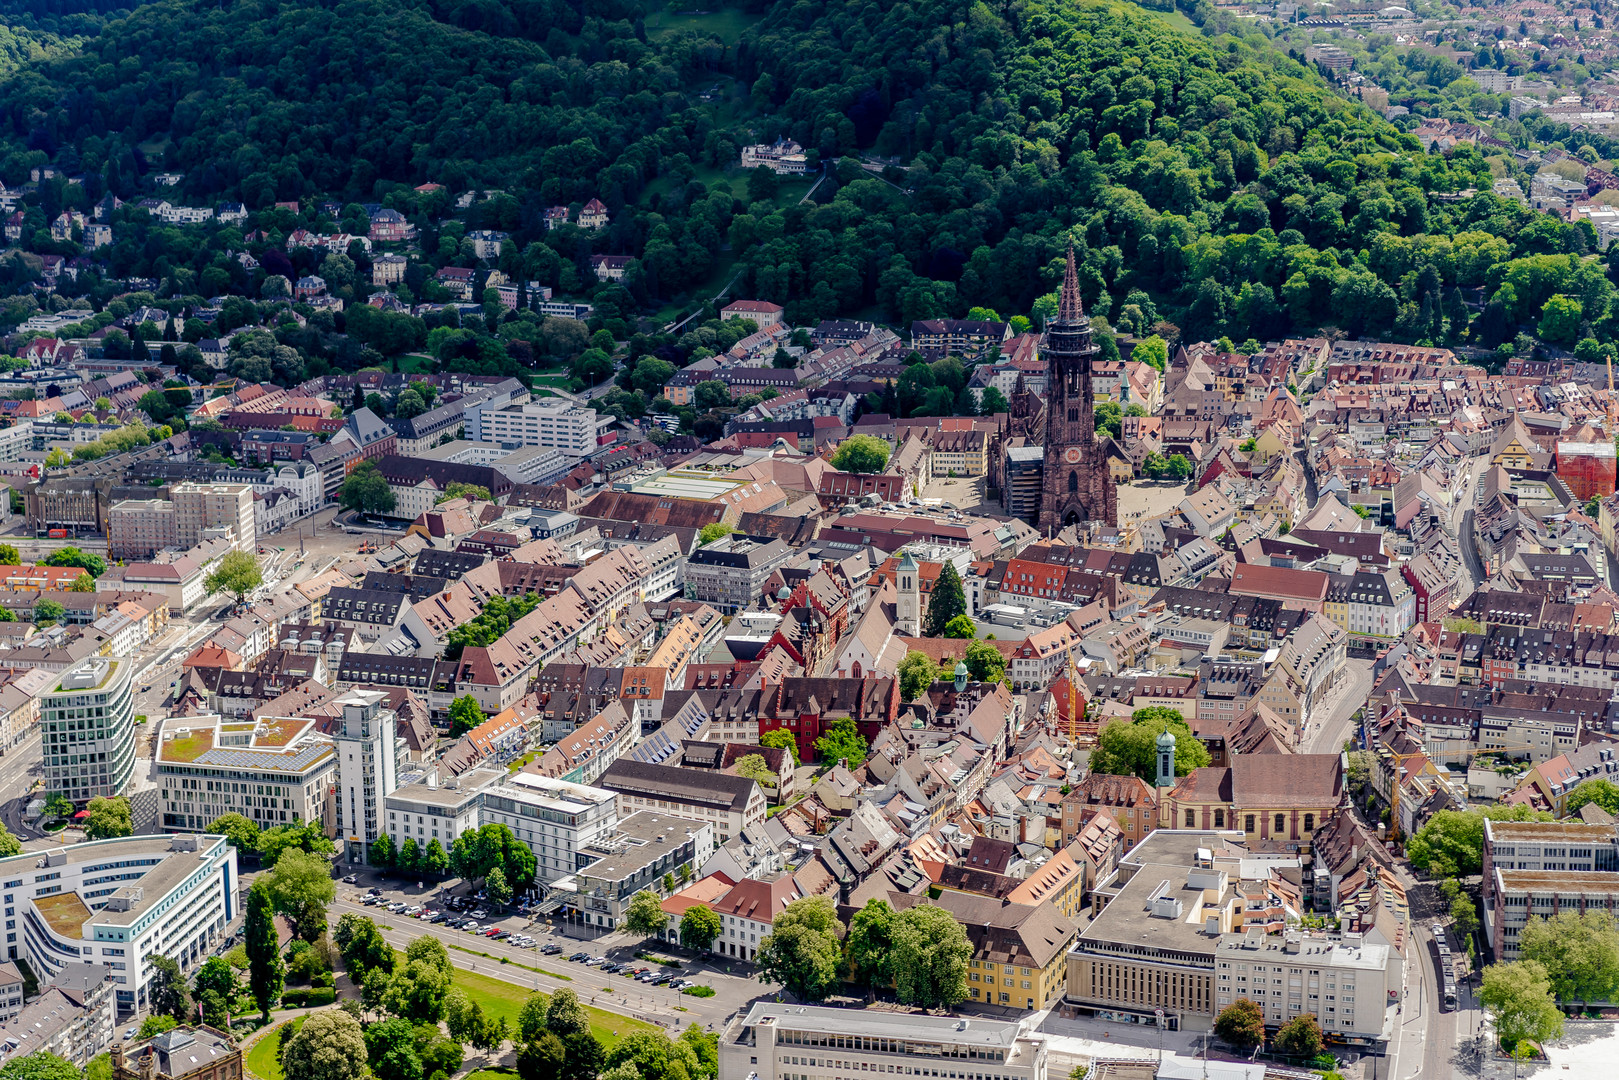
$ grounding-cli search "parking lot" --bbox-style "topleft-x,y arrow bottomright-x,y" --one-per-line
350,885 -> 702,988
336,874 -> 772,1030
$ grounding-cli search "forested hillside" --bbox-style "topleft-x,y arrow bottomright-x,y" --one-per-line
0,0 -> 1606,356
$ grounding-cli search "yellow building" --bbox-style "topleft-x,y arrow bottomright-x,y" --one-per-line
1251,426 -> 1290,467
1490,418 -> 1537,470
890,890 -> 1076,1011
1321,573 -> 1350,633
1160,753 -> 1343,846
929,428 -> 989,478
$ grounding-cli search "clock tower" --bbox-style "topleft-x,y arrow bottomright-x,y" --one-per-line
1036,242 -> 1117,533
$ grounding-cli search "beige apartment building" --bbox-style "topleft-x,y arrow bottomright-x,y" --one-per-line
108,482 -> 256,559
1064,830 -> 1399,1048
1214,929 -> 1396,1043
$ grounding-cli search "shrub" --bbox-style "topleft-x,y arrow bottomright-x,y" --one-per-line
682,985 -> 716,997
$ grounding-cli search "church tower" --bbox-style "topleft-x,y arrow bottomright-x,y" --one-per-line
1156,727 -> 1177,789
895,550 -> 920,636
1036,242 -> 1118,532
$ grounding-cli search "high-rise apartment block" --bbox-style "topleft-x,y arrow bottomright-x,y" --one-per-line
41,657 -> 136,802
334,689 -> 400,866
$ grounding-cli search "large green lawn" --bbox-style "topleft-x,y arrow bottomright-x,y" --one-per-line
391,354 -> 434,374
244,950 -> 657,1080
245,1016 -> 303,1080
1118,0 -> 1198,34
446,964 -> 653,1048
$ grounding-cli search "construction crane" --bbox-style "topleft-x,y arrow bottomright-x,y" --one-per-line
1608,352 -> 1617,440
1066,646 -> 1083,742
1385,743 -> 1537,839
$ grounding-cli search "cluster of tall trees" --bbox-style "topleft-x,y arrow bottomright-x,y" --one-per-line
749,895 -> 974,1010
0,0 -> 1604,386
324,917 -> 719,1080
371,821 -> 537,906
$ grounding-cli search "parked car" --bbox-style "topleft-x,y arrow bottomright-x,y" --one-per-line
542,944 -> 563,954
342,875 -> 358,884
569,952 -> 589,962
469,909 -> 488,919
431,913 -> 450,924
600,962 -> 620,973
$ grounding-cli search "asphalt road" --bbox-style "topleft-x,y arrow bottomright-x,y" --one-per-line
1454,453 -> 1489,591
1304,657 -> 1375,755
329,881 -> 777,1032
0,738 -> 42,838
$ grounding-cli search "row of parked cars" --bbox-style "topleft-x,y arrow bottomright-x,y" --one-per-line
565,953 -> 699,990
357,889 -> 539,948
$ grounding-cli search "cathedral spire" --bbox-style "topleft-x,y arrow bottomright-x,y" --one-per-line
1058,240 -> 1084,323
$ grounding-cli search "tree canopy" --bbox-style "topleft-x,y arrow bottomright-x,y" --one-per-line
813,716 -> 868,768
1089,708 -> 1211,782
923,563 -> 968,637
0,1055 -> 80,1080
829,436 -> 890,474
1214,999 -> 1265,1051
1518,911 -> 1619,1003
80,795 -> 131,840
1480,960 -> 1566,1052
1566,779 -> 1619,817
263,848 -> 338,942
204,550 -> 263,605
754,896 -> 843,1002
889,904 -> 972,1010
1408,804 -> 1554,877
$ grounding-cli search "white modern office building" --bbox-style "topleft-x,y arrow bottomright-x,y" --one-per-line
469,399 -> 599,455
479,773 -> 620,883
335,689 -> 400,866
0,833 -> 237,1017
719,1003 -> 1049,1080
41,657 -> 136,802
383,766 -> 500,858
154,714 -> 337,834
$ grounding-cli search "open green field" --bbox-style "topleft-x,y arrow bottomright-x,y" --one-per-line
245,1016 -> 304,1080
1119,0 -> 1198,34
442,964 -> 652,1048
243,970 -> 650,1080
644,6 -> 763,41
391,355 -> 434,374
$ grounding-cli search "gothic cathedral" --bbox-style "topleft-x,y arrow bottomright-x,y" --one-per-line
1035,243 -> 1118,533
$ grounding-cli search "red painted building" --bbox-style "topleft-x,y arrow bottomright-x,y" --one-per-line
756,676 -> 898,764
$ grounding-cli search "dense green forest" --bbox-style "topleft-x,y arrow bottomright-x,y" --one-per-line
0,0 -> 1606,398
